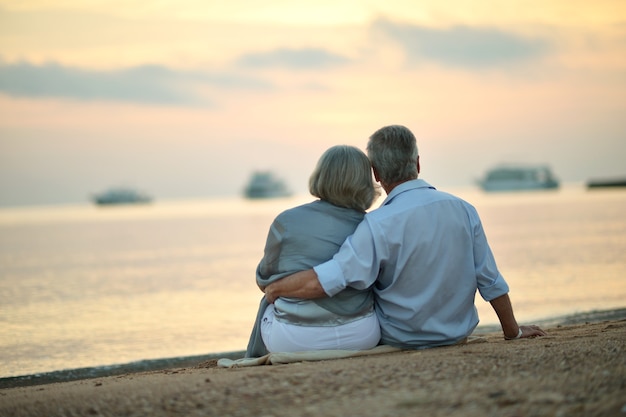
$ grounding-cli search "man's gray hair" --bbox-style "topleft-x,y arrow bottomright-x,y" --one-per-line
367,125 -> 419,184
309,145 -> 379,212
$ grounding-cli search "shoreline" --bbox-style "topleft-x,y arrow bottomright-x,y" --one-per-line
2,316 -> 625,417
2,307 -> 625,390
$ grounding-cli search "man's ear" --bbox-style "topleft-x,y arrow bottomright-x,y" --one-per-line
372,166 -> 381,182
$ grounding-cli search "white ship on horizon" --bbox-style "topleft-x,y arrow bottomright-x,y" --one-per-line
243,171 -> 292,199
92,187 -> 153,206
478,164 -> 559,192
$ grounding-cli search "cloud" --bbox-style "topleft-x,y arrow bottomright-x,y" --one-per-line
373,18 -> 549,69
0,61 -> 273,105
236,47 -> 351,69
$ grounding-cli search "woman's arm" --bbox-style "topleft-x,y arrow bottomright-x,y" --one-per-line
256,220 -> 285,291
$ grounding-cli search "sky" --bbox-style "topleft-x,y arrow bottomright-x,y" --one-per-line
0,0 -> 625,206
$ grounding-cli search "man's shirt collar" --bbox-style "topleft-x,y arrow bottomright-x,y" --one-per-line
381,179 -> 436,206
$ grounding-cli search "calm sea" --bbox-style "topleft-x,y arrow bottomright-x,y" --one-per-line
1,185 -> 625,378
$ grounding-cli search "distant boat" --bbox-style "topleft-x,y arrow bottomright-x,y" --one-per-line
244,171 -> 292,199
586,177 -> 626,189
92,188 -> 152,206
478,164 -> 559,192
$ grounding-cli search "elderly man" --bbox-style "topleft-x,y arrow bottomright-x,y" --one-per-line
265,125 -> 546,348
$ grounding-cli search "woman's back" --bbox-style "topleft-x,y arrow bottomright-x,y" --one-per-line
246,144 -> 380,356
257,200 -> 373,324
258,200 -> 363,274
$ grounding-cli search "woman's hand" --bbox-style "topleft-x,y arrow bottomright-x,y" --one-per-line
262,269 -> 326,304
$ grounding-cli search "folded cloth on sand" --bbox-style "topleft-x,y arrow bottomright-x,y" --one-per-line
217,345 -> 401,368
218,336 -> 487,368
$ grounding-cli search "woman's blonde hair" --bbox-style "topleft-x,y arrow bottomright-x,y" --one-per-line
309,145 -> 379,211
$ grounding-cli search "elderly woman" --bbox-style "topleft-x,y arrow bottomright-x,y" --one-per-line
246,145 -> 381,357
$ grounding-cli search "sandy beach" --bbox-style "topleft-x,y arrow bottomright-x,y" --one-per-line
1,315 -> 625,417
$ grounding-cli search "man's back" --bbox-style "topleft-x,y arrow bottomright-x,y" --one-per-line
321,179 -> 510,348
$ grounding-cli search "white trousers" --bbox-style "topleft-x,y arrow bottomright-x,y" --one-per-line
260,305 -> 381,352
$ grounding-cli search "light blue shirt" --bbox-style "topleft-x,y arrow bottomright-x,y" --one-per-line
314,179 -> 510,348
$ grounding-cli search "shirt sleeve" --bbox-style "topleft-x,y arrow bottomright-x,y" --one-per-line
314,217 -> 380,297
471,212 -> 510,301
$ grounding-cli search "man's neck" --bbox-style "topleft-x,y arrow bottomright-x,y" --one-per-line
382,178 -> 413,195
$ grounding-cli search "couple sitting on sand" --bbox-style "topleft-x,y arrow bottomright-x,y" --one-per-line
246,125 -> 546,358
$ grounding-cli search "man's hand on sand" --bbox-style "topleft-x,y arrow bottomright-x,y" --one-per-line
515,325 -> 547,340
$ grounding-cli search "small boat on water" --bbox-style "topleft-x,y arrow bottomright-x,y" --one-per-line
478,164 -> 559,192
244,171 -> 292,199
586,177 -> 626,189
92,188 -> 152,206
